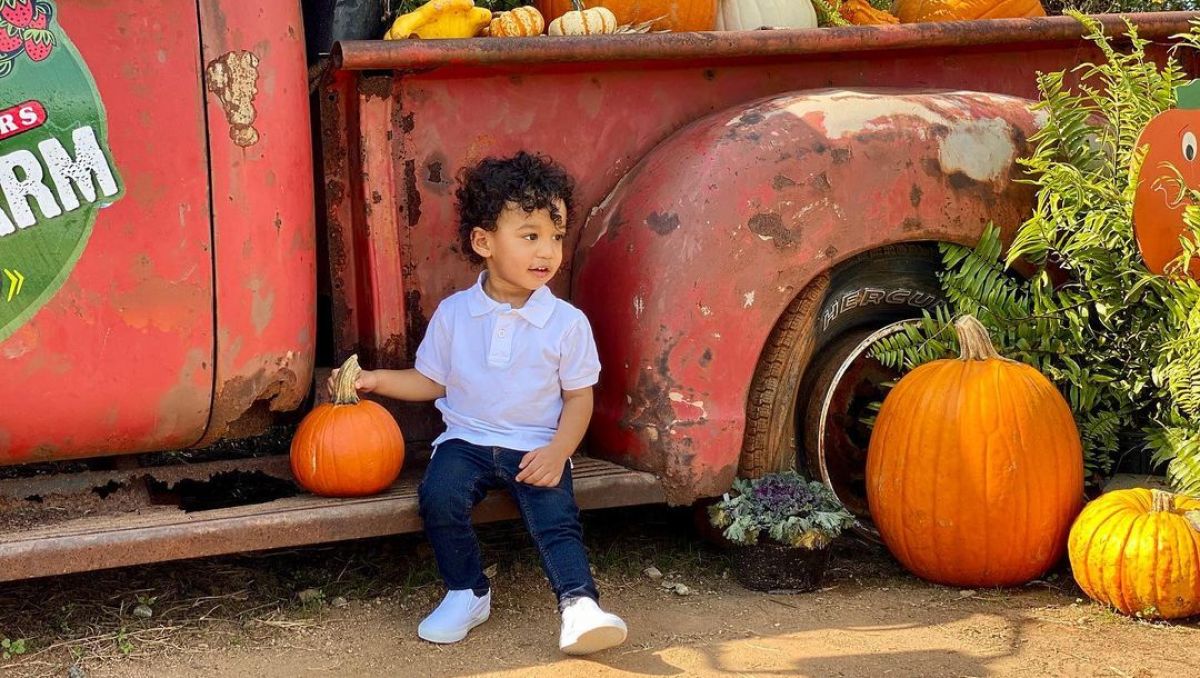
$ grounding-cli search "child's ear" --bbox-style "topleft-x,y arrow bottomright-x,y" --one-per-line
470,227 -> 492,260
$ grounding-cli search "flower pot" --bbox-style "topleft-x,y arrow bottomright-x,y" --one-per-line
732,542 -> 831,592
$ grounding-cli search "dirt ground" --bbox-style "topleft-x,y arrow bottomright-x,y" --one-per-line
0,506 -> 1196,678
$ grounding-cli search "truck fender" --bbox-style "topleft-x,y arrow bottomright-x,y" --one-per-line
572,89 -> 1042,504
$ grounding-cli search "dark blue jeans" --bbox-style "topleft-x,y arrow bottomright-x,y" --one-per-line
417,438 -> 599,608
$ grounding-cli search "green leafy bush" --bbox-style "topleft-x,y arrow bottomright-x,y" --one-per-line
871,15 -> 1200,495
1044,0 -> 1199,14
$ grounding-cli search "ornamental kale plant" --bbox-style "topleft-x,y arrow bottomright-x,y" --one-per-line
709,472 -> 857,549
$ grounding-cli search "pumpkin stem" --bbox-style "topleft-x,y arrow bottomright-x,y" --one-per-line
1151,489 -> 1176,513
332,354 -> 363,406
954,315 -> 1003,361
569,0 -> 584,11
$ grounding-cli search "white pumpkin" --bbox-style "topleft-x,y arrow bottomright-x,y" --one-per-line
715,0 -> 817,30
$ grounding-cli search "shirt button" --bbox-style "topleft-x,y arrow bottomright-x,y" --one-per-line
498,329 -> 507,337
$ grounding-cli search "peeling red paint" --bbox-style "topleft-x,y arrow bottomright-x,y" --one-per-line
196,0 -> 315,447
205,50 -> 261,147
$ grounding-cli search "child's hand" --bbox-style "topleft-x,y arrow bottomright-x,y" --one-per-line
326,368 -> 380,398
516,445 -> 570,487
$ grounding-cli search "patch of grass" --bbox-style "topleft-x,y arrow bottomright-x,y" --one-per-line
1,637 -> 28,660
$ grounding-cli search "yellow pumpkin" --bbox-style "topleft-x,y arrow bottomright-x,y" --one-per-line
489,6 -> 546,36
547,0 -> 619,35
384,0 -> 492,40
1068,488 -> 1200,619
866,315 -> 1084,587
894,0 -> 1044,23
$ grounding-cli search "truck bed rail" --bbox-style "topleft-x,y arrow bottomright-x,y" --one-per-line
333,13 -> 1199,71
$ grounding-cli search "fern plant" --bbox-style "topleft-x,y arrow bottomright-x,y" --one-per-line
871,15 -> 1200,495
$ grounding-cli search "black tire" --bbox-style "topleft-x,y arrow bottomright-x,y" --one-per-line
741,245 -> 944,530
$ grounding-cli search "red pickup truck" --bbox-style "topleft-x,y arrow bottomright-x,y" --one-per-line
0,1 -> 1194,582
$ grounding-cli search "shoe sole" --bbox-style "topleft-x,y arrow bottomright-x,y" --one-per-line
560,623 -> 627,655
418,611 -> 491,644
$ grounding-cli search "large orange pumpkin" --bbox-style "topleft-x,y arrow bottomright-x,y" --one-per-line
535,0 -> 716,32
1132,81 -> 1200,278
290,355 -> 405,497
866,315 -> 1084,587
1068,488 -> 1200,619
894,0 -> 1044,23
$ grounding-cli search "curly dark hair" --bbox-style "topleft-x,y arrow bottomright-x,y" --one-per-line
455,151 -> 575,265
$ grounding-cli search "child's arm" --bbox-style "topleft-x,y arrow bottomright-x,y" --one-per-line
516,386 -> 593,487
327,368 -> 446,402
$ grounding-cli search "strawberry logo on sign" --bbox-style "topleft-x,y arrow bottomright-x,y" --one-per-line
0,0 -> 55,76
0,0 -> 123,341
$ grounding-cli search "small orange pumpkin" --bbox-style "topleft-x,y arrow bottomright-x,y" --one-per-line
1068,488 -> 1200,620
489,6 -> 546,36
894,0 -> 1044,23
1133,81 -> 1200,278
290,355 -> 405,497
866,315 -> 1084,587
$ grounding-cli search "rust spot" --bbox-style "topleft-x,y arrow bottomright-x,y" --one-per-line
427,161 -> 443,184
371,190 -> 383,205
700,348 -> 713,367
404,159 -> 422,227
357,74 -> 391,100
902,217 -> 923,232
772,174 -> 796,190
400,111 -> 415,134
405,289 -> 428,360
823,245 -> 838,258
378,333 -> 406,368
703,69 -> 716,81
947,171 -> 977,190
830,148 -> 851,163
910,185 -> 923,207
748,212 -> 798,248
811,172 -> 831,191
645,211 -> 679,235
202,360 -> 308,444
205,51 -> 261,148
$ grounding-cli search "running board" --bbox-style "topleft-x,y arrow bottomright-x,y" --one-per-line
0,456 -> 664,582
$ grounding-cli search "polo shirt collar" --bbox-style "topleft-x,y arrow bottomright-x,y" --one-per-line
467,271 -> 556,328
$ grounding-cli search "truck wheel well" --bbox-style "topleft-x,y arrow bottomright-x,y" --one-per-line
739,243 -> 944,529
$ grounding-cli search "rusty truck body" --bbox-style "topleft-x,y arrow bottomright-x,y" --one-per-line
0,1 -> 1194,581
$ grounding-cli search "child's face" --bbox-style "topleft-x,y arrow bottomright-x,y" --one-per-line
472,200 -> 566,295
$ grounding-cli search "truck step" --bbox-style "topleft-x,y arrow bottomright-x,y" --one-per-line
0,456 -> 664,582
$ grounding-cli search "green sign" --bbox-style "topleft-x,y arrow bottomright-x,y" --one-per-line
0,0 -> 123,341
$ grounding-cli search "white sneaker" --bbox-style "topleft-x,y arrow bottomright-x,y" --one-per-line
417,589 -> 491,643
558,597 -> 627,655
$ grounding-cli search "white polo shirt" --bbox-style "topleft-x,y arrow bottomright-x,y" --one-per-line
414,272 -> 601,452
